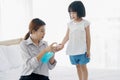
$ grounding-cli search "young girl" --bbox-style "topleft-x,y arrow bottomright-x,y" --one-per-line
58,1 -> 91,80
19,18 -> 57,80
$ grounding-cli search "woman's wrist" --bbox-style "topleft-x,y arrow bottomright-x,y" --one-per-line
36,49 -> 47,61
49,56 -> 55,64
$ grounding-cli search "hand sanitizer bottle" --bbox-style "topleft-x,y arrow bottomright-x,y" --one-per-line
41,52 -> 54,63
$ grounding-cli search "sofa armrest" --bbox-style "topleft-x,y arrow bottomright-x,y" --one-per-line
0,38 -> 23,46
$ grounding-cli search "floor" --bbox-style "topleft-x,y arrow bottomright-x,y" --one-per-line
49,66 -> 120,80
0,66 -> 120,80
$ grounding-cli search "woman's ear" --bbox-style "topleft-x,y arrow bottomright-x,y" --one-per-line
31,30 -> 36,34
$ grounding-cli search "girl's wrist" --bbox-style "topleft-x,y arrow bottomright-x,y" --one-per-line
87,50 -> 90,53
59,43 -> 64,46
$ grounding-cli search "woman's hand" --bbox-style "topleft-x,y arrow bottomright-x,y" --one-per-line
45,42 -> 57,53
37,42 -> 57,61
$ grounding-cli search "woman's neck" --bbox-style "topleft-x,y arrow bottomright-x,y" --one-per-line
30,37 -> 39,46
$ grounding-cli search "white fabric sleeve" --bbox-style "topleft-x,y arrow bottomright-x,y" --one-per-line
84,20 -> 90,28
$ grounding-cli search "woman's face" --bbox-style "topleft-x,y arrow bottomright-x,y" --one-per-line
33,26 -> 45,41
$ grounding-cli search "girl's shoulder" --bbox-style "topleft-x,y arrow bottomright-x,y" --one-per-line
82,19 -> 90,27
68,20 -> 74,23
82,19 -> 90,24
67,20 -> 74,26
67,19 -> 90,24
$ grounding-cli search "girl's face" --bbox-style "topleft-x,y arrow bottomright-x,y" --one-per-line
69,12 -> 78,20
32,26 -> 45,41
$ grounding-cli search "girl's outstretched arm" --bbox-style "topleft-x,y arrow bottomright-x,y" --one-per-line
57,28 -> 69,51
61,28 -> 69,45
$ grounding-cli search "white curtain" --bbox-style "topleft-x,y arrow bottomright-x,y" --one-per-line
0,0 -> 32,41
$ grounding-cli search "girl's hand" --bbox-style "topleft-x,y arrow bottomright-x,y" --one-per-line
56,44 -> 64,51
86,51 -> 90,58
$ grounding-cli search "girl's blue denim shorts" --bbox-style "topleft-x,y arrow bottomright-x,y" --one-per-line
69,52 -> 90,65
